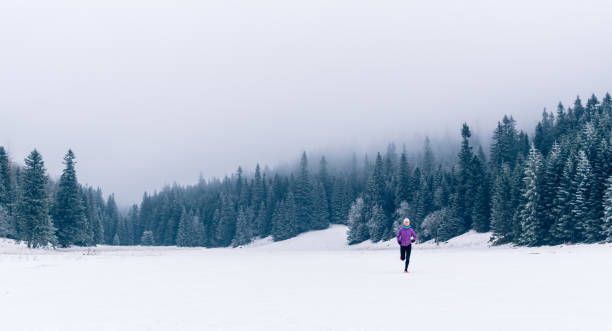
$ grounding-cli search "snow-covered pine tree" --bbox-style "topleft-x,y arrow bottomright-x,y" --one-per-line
330,176 -> 349,224
518,144 -> 544,246
52,150 -> 89,247
176,208 -> 193,247
471,149 -> 490,232
233,207 -> 253,246
140,230 -> 154,246
347,198 -> 368,244
395,151 -> 412,205
311,181 -> 330,230
215,193 -> 237,246
0,146 -> 14,211
490,164 -> 513,243
112,233 -> 120,246
603,175 -> 612,242
436,210 -> 461,242
367,204 -> 386,242
540,142 -> 563,243
18,150 -> 57,248
454,123 -> 475,231
0,205 -> 13,237
422,137 -> 436,176
571,150 -> 599,242
294,152 -> 313,233
551,155 -> 575,243
271,192 -> 297,241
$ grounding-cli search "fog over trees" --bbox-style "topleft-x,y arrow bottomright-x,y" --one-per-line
1,94 -> 611,247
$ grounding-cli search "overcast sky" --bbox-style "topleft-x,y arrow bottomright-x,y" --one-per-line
2,0 -> 612,204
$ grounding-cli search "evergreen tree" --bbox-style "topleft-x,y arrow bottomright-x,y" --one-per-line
0,205 -> 13,238
395,151 -> 412,205
518,145 -> 544,246
311,181 -> 330,230
422,137 -> 435,176
347,198 -> 368,244
294,152 -> 313,232
471,150 -> 490,232
251,164 -> 265,235
437,210 -> 462,242
454,123 -> 475,231
52,150 -> 89,247
367,204 -> 386,242
233,207 -> 253,246
571,151 -> 600,242
272,192 -> 297,241
140,230 -> 154,246
112,233 -> 120,245
0,146 -> 14,211
540,142 -> 563,243
17,150 -> 56,248
602,175 -> 612,242
318,156 -> 332,219
104,195 -> 120,244
490,164 -> 513,243
215,194 -> 237,246
551,156 -> 575,243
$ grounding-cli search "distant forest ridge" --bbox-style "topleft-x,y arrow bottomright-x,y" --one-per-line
1,93 -> 611,248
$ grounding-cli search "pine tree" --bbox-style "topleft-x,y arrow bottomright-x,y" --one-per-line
437,210 -> 462,242
602,175 -> 612,242
175,208 -> 190,247
233,207 -> 253,246
17,150 -> 56,248
518,145 -> 544,246
0,205 -> 13,237
551,156 -> 575,243
330,176 -> 348,224
490,165 -> 513,243
104,195 -> 120,244
112,233 -> 120,245
395,151 -> 412,204
251,164 -> 265,236
0,146 -> 14,211
347,198 -> 368,244
367,204 -> 386,242
272,192 -> 297,241
294,152 -> 313,233
364,153 -> 385,219
455,123 -> 475,231
140,230 -> 154,246
215,194 -> 236,246
52,150 -> 89,247
571,151 -> 601,242
540,142 -> 563,243
422,137 -> 435,176
311,181 -> 330,230
471,149 -> 490,232
318,156 -> 332,219
570,150 -> 600,241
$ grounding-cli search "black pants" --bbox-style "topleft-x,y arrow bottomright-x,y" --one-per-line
400,245 -> 412,271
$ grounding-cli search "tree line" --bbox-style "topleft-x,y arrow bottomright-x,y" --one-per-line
1,93 -> 611,248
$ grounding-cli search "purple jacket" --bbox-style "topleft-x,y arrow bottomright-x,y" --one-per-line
397,227 -> 418,246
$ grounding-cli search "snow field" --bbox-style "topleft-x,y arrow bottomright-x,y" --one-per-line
0,227 -> 610,331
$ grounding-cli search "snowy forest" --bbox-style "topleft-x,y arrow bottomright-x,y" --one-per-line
1,93 -> 612,248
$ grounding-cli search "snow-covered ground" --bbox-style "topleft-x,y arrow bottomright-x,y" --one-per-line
0,227 -> 610,331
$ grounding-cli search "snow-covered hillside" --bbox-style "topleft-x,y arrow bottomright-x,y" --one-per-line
0,228 -> 610,331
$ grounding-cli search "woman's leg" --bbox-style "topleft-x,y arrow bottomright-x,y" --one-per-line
400,246 -> 406,260
404,245 -> 412,271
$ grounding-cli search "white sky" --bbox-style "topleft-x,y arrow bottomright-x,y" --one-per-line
2,0 -> 612,204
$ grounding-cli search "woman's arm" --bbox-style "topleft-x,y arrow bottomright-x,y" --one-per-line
411,229 -> 418,242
